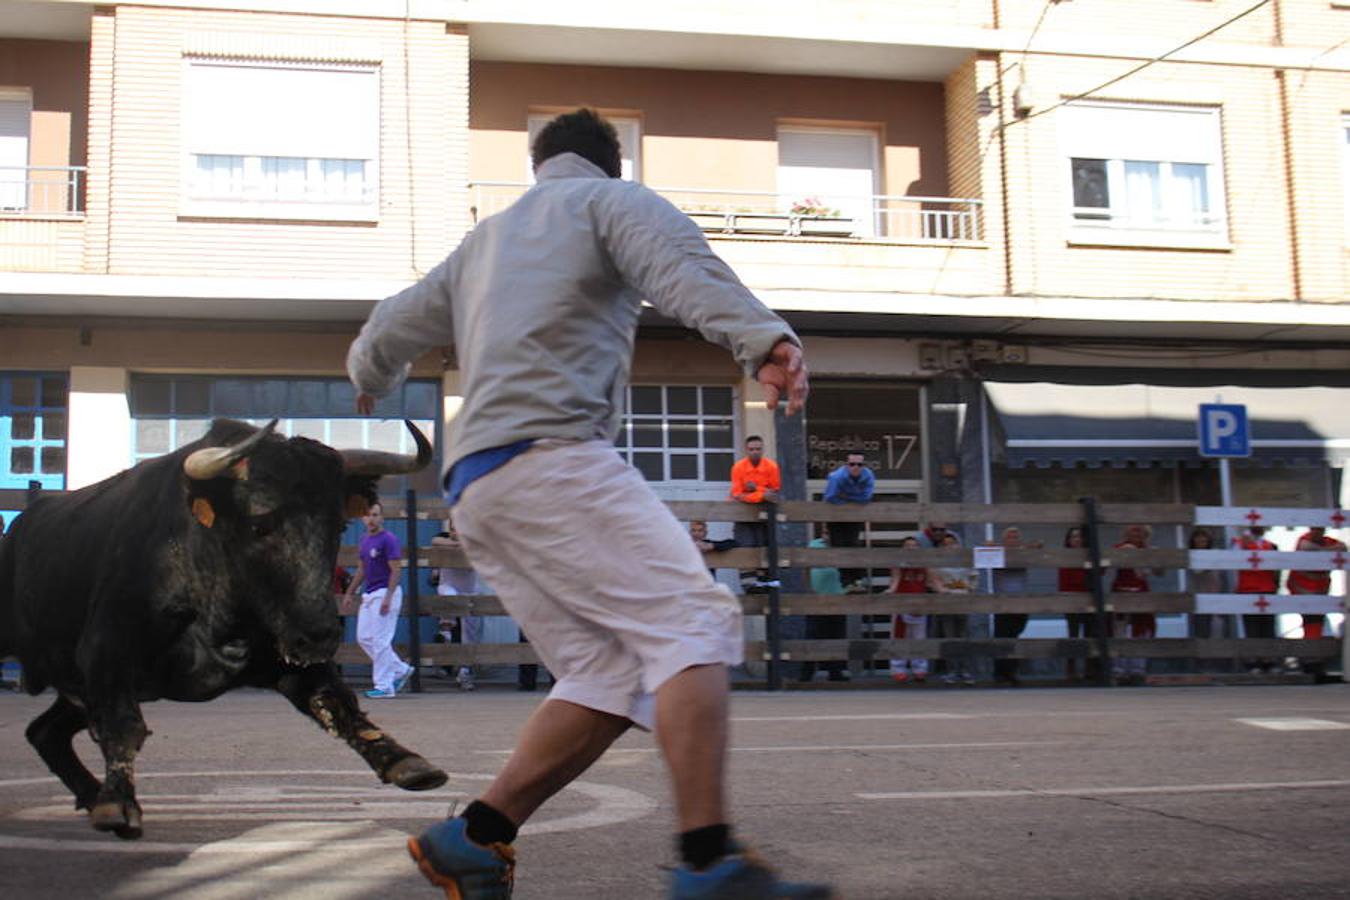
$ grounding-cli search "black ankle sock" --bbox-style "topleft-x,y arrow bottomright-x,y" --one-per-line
679,824 -> 731,870
462,800 -> 518,846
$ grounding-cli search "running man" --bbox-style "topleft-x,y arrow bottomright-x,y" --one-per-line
347,109 -> 828,899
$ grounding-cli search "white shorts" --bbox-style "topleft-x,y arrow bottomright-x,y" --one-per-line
451,439 -> 744,730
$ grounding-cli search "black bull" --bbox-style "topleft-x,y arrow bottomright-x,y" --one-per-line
0,418 -> 448,838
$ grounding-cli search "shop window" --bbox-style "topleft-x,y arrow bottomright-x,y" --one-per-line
0,373 -> 68,490
129,375 -> 437,463
617,385 -> 735,483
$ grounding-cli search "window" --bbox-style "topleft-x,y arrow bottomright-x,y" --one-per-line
777,126 -> 880,238
1061,102 -> 1226,238
129,376 -> 436,464
181,59 -> 379,219
617,385 -> 735,483
0,373 -> 67,490
0,90 -> 32,211
526,113 -> 640,181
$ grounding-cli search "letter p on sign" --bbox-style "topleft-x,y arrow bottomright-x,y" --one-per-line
1198,403 -> 1251,458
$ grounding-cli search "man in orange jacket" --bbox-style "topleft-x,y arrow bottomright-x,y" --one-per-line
729,435 -> 780,592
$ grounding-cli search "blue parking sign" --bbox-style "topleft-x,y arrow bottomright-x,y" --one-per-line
1197,404 -> 1250,458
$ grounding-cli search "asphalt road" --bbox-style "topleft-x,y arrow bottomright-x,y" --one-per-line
0,683 -> 1347,899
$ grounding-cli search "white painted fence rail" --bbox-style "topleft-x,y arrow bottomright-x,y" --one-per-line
1194,507 -> 1350,528
1194,594 -> 1346,615
1189,549 -> 1350,571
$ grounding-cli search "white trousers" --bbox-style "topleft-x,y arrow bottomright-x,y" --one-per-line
453,439 -> 743,731
357,586 -> 410,691
890,614 -> 929,675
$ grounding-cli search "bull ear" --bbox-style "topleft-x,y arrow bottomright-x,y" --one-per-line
191,497 -> 217,528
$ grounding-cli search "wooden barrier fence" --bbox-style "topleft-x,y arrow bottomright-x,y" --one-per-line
4,487 -> 1343,689
333,496 -> 1345,690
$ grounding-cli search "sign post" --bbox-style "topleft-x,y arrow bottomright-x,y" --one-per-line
1198,403 -> 1251,527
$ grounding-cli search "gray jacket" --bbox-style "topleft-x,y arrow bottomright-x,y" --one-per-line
347,152 -> 798,478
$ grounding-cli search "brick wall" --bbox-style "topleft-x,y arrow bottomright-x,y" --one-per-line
84,5 -> 467,279
998,53 -> 1300,301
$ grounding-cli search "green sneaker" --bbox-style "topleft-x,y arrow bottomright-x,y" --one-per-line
407,816 -> 515,899
669,847 -> 833,899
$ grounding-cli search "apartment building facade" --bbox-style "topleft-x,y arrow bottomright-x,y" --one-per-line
1,0 -> 1349,530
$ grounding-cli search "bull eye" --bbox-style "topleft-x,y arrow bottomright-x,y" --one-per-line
249,511 -> 280,539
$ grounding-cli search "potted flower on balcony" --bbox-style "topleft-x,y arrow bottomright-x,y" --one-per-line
789,196 -> 854,237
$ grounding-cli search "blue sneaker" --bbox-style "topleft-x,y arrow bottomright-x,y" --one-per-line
669,848 -> 833,899
393,668 -> 413,694
407,816 -> 515,900
365,688 -> 397,699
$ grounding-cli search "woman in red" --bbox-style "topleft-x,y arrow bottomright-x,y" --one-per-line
1232,525 -> 1280,672
1059,526 -> 1093,682
1110,524 -> 1161,685
888,535 -> 931,683
1289,526 -> 1344,678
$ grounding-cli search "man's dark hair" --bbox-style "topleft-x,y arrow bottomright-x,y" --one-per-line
531,108 -> 622,178
745,435 -> 763,446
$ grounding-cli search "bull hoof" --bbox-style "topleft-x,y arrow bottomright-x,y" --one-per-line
386,756 -> 448,792
90,800 -> 143,840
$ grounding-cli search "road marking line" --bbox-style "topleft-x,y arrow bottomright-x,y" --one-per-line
1235,717 -> 1350,731
478,740 -> 1060,756
731,713 -> 972,722
857,779 -> 1350,801
0,770 -> 656,850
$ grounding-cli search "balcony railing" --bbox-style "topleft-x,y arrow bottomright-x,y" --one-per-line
470,182 -> 983,244
0,166 -> 85,217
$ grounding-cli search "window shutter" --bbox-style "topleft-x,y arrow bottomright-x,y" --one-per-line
185,61 -> 378,160
1062,103 -> 1219,164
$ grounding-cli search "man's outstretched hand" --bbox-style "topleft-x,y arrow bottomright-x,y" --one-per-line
355,392 -> 376,415
756,339 -> 809,416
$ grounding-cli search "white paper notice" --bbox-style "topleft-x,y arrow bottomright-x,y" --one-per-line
973,546 -> 1006,569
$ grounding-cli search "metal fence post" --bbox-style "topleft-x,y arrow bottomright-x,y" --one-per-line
764,501 -> 782,691
405,488 -> 423,694
1079,496 -> 1113,687
26,479 -> 41,507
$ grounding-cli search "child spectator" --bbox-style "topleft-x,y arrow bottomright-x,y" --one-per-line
1059,526 -> 1094,682
888,535 -> 930,683
929,532 -> 975,685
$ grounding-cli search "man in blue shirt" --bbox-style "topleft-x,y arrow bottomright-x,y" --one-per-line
823,452 -> 874,590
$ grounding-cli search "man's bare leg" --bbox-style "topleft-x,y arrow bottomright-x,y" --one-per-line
654,663 -> 729,831
479,699 -> 631,825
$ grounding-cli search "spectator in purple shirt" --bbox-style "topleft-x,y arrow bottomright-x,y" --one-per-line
344,502 -> 414,698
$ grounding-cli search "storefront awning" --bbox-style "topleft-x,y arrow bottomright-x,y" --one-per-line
985,382 -> 1350,468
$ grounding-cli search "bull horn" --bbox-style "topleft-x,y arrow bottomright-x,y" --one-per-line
341,419 -> 433,476
183,419 -> 279,481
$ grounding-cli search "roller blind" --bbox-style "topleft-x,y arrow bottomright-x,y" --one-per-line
184,60 -> 378,159
1062,103 -> 1220,164
777,127 -> 879,236
0,96 -> 31,209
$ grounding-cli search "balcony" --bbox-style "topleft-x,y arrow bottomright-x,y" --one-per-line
469,182 -> 982,244
0,165 -> 86,273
